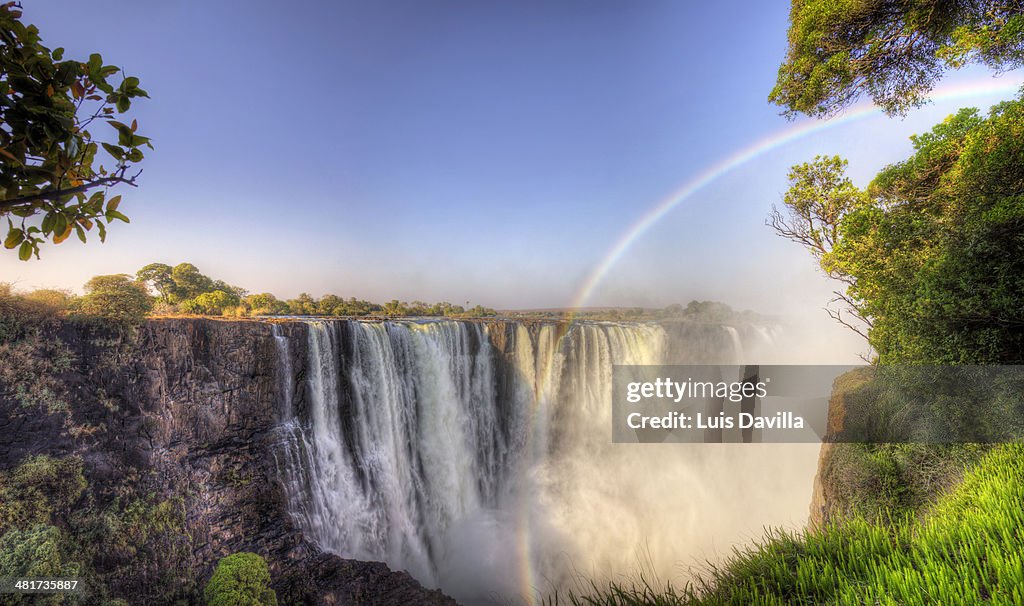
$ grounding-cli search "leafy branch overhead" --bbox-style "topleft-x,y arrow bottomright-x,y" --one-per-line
771,0 -> 1024,117
0,2 -> 150,260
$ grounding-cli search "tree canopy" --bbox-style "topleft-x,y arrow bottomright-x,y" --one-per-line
204,552 -> 277,606
76,274 -> 153,323
771,95 -> 1024,363
0,2 -> 149,260
771,0 -> 1024,117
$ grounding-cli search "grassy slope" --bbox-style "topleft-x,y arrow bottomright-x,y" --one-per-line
549,444 -> 1024,606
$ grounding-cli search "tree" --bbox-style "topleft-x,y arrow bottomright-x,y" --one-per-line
204,552 -> 277,606
242,293 -> 288,316
0,3 -> 150,259
189,290 -> 237,315
76,274 -> 152,323
768,155 -> 872,337
286,293 -> 316,315
771,1 -> 1024,117
169,263 -> 213,302
771,96 -> 1024,363
136,263 -> 176,302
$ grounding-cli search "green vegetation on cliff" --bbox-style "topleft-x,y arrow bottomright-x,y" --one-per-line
0,453 -> 195,604
204,553 -> 277,606
692,444 -> 1024,605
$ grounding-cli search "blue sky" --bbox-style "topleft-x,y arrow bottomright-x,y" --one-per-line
2,1 -> 1022,317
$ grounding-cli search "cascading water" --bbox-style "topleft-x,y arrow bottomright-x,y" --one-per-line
275,319 -> 817,605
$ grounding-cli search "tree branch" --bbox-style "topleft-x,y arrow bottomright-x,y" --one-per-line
0,171 -> 139,212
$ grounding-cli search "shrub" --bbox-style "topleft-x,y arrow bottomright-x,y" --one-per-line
75,274 -> 153,323
204,552 -> 277,606
21,289 -> 76,313
0,524 -> 79,605
0,456 -> 86,535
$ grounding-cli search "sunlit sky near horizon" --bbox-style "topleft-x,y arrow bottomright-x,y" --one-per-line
3,1 -> 1023,320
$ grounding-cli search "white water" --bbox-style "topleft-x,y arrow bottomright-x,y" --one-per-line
276,319 -> 818,605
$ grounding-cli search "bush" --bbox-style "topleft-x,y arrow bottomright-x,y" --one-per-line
0,524 -> 79,605
204,552 -> 277,606
0,456 -> 87,535
75,274 -> 152,323
21,289 -> 76,313
192,290 -> 238,315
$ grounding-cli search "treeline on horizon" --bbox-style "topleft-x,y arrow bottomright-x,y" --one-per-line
3,261 -> 762,325
3,262 -> 499,322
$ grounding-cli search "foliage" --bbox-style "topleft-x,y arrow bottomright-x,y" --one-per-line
204,552 -> 277,606
542,577 -> 691,606
21,287 -> 74,311
819,443 -> 986,524
771,0 -> 1024,117
169,262 -> 215,301
75,274 -> 152,324
136,262 -> 247,315
241,292 -> 290,316
0,455 -> 86,535
0,2 -> 150,259
190,290 -> 239,315
95,261 -> 504,318
136,263 -> 176,302
0,524 -> 78,605
692,443 -> 1024,605
0,284 -> 73,410
771,96 -> 1024,362
0,451 -> 197,604
73,496 -> 194,604
0,456 -> 85,605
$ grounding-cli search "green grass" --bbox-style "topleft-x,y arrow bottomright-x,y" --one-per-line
545,444 -> 1024,605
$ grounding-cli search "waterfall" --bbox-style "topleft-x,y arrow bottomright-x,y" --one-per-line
275,318 -> 811,605
723,325 -> 744,359
271,323 -> 293,419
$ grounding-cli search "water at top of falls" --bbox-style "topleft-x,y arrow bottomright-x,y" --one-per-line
272,323 -> 294,420
274,318 -> 812,606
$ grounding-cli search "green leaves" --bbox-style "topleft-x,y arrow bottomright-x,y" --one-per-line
0,4 -> 150,259
774,91 -> 1024,365
105,209 -> 129,224
772,1 -> 1024,117
4,226 -> 23,249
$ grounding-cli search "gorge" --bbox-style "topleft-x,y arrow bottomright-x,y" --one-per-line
0,315 -> 821,605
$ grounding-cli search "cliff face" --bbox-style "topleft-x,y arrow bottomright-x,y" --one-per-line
0,317 -> 455,605
1,315 -> 766,604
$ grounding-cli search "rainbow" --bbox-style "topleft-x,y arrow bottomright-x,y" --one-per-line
513,76 -> 1024,605
566,76 -> 1024,312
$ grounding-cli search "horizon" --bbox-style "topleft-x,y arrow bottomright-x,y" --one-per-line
1,1 -> 1021,319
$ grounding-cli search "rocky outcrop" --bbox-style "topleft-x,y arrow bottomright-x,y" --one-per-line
807,367 -> 874,529
0,317 -> 456,605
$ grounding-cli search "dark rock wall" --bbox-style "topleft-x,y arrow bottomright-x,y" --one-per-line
0,318 -> 455,606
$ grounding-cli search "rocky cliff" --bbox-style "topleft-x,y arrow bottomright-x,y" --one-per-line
0,317 -> 456,605
0,314 -> 769,604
